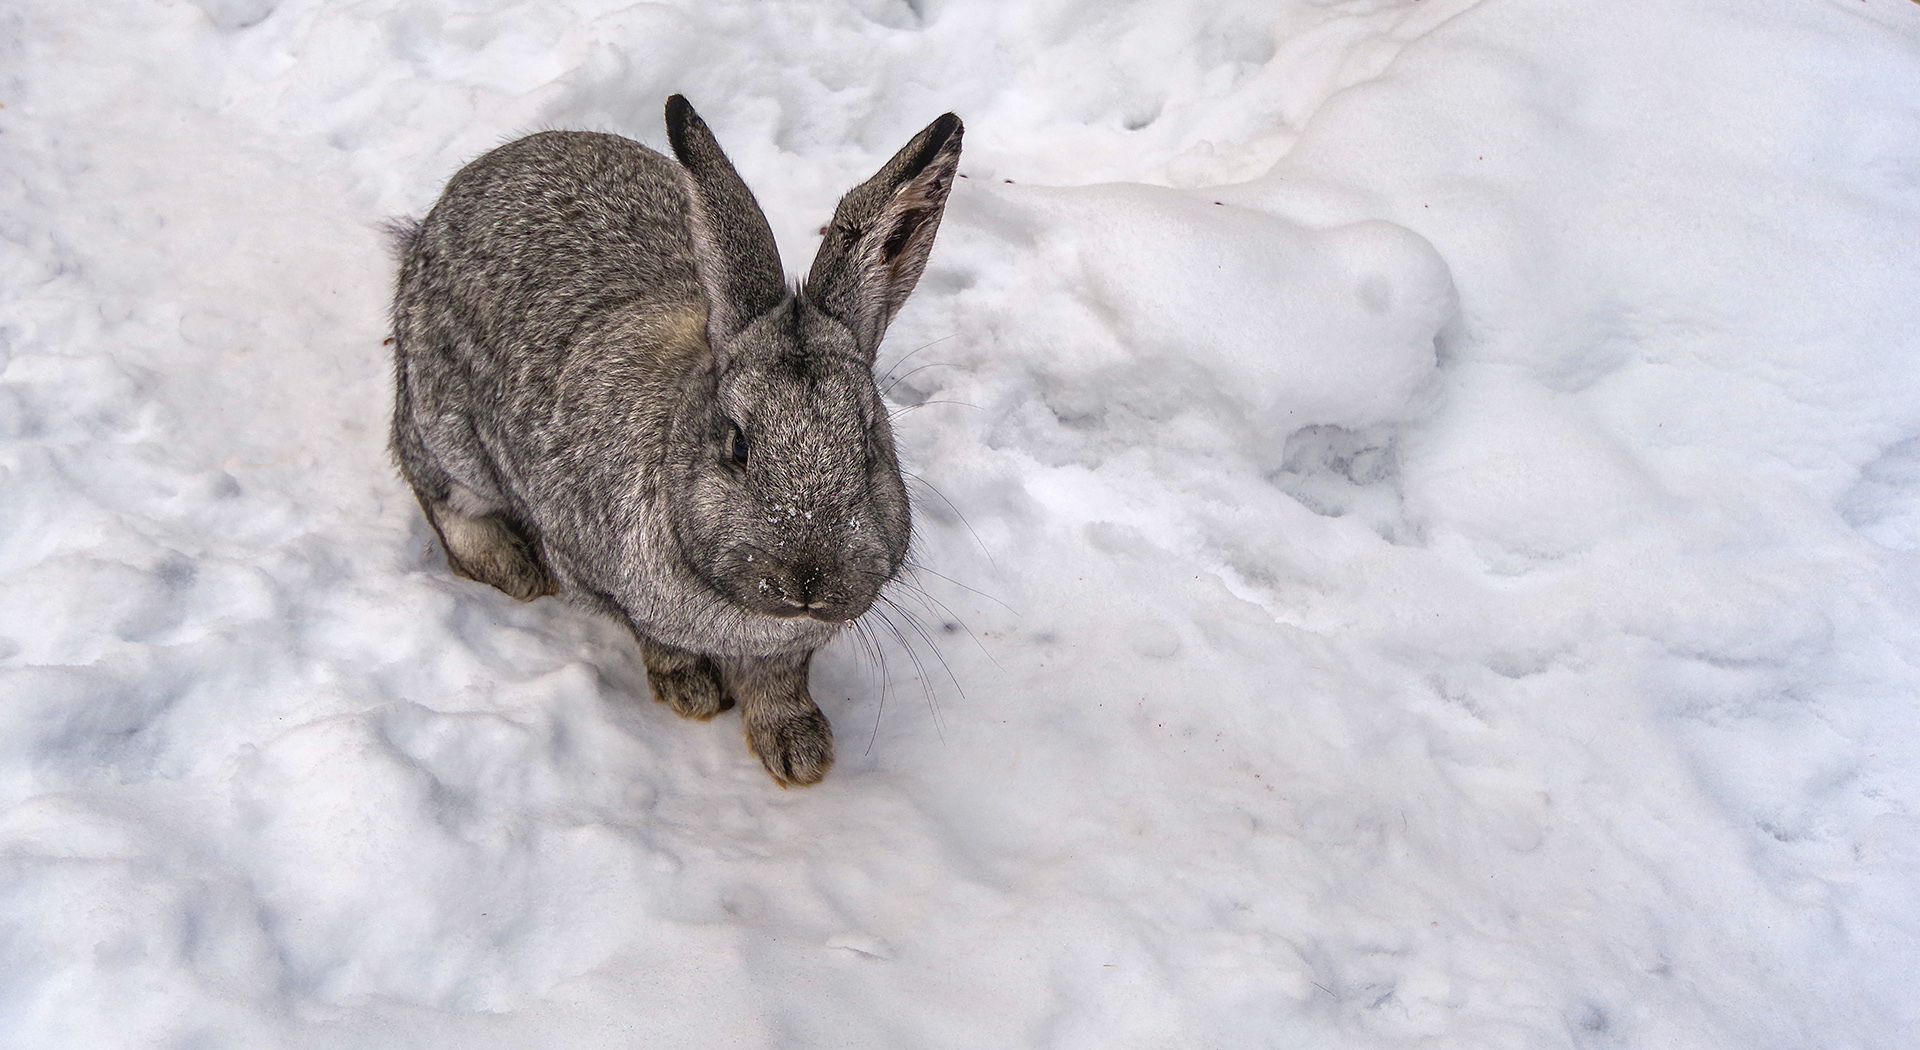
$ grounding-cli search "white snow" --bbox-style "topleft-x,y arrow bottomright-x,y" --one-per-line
4,0 -> 1920,1045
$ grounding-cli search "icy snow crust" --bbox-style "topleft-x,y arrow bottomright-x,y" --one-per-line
4,0 -> 1920,1045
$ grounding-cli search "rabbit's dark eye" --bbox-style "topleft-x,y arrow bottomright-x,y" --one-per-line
729,422 -> 750,466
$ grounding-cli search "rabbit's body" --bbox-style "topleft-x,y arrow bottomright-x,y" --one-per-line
393,132 -> 834,658
390,101 -> 961,785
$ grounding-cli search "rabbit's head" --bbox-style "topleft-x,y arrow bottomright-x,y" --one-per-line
658,97 -> 961,626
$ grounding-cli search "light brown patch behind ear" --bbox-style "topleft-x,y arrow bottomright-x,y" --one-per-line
654,302 -> 712,361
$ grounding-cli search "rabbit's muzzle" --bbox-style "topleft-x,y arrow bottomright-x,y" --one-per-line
741,553 -> 885,623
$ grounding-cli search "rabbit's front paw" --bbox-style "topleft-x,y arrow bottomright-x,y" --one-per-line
646,657 -> 732,720
747,707 -> 834,787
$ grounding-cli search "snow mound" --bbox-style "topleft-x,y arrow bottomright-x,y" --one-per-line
3,0 -> 1920,1046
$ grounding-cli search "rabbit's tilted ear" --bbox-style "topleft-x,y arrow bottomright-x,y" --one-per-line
666,95 -> 788,344
803,112 -> 963,357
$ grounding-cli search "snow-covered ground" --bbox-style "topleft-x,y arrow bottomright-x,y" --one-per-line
4,0 -> 1920,1045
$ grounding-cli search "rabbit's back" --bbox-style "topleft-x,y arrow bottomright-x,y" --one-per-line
391,131 -> 708,585
395,131 -> 701,372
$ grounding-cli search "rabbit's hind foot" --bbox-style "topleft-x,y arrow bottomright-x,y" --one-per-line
427,491 -> 557,602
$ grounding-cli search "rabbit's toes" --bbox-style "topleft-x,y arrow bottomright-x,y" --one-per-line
747,707 -> 834,787
647,659 -> 732,720
435,508 -> 557,602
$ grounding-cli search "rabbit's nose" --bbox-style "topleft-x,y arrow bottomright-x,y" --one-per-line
799,579 -> 871,623
758,575 -> 810,617
757,563 -> 822,616
803,587 -> 861,622
806,597 -> 869,623
756,561 -> 867,621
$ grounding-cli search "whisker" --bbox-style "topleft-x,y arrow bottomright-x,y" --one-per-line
890,399 -> 981,417
890,571 -> 1005,674
851,617 -> 891,756
872,602 -> 947,744
903,469 -> 997,574
882,361 -> 960,398
877,333 -> 957,389
903,560 -> 1016,616
878,594 -> 965,746
883,595 -> 965,699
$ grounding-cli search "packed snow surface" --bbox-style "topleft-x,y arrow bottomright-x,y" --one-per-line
4,0 -> 1920,1046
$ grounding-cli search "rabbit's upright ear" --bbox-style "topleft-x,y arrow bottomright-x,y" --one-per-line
666,96 -> 788,344
803,113 -> 963,357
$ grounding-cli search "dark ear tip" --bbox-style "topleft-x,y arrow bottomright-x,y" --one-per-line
931,112 -> 963,148
665,95 -> 699,156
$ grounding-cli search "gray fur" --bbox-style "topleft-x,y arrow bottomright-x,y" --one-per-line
389,97 -> 962,786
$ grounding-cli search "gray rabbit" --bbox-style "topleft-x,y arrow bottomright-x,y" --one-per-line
389,97 -> 962,785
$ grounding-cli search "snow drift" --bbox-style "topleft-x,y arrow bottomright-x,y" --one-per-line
2,0 -> 1919,1046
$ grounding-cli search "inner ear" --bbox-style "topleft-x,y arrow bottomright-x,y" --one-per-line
882,209 -> 930,264
801,111 -> 963,355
